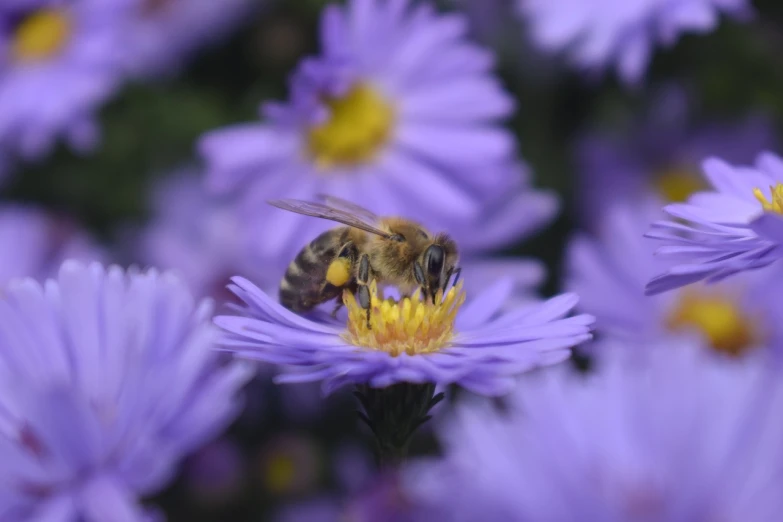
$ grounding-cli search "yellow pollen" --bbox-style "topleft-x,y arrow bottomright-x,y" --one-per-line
12,10 -> 72,63
667,291 -> 757,357
753,183 -> 783,214
307,83 -> 395,170
342,280 -> 465,356
655,167 -> 705,203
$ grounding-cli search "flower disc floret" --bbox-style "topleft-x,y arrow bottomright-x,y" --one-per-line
342,281 -> 464,356
12,9 -> 71,62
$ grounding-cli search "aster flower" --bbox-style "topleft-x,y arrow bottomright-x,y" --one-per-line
408,339 -> 783,522
199,0 -> 554,270
568,199 -> 780,357
216,277 -> 593,396
0,261 -> 251,521
576,87 -> 777,228
0,204 -> 102,284
516,0 -> 751,82
121,0 -> 259,78
645,151 -> 783,295
0,0 -> 127,164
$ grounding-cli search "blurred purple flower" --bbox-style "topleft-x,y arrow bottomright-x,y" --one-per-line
0,261 -> 251,521
516,0 -> 750,82
645,152 -> 783,295
275,497 -> 341,522
576,88 -> 777,228
216,276 -> 593,395
0,204 -> 102,284
121,0 -> 259,78
275,471 -> 419,522
137,170 -> 267,300
408,339 -> 783,521
0,0 -> 127,164
199,0 -> 555,279
183,438 -> 245,508
568,199 -> 780,357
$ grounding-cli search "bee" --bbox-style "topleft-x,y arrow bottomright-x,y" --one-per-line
270,196 -> 460,325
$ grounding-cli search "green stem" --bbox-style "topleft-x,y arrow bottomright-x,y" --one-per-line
353,382 -> 444,469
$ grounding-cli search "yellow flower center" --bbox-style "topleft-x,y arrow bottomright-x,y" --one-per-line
307,83 -> 395,170
263,454 -> 296,493
753,183 -> 783,214
12,10 -> 72,63
655,167 -> 705,203
666,291 -> 757,357
342,281 -> 465,356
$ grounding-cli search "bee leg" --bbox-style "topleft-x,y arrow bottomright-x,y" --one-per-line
357,254 -> 372,329
413,261 -> 431,302
451,266 -> 462,287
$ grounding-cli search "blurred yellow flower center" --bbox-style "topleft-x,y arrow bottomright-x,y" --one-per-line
753,183 -> 783,214
342,281 -> 465,356
307,83 -> 395,170
667,292 -> 756,356
655,167 -> 704,202
12,10 -> 71,63
263,454 -> 296,493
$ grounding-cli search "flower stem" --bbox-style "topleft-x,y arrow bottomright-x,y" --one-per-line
354,382 -> 444,469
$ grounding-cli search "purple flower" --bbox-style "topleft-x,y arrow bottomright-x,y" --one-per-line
0,0 -> 127,164
576,87 -> 777,229
645,152 -> 783,295
215,276 -> 593,396
121,0 -> 260,78
275,471 -> 420,522
0,261 -> 251,521
0,204 -> 103,284
408,339 -> 783,521
136,169 -> 266,300
568,199 -> 780,357
199,0 -> 555,276
516,0 -> 751,83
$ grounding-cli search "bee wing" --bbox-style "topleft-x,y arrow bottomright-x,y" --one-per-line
268,199 -> 392,238
315,194 -> 380,223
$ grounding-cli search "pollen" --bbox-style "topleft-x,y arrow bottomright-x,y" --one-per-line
667,291 -> 757,357
753,183 -> 783,214
655,167 -> 705,203
12,10 -> 72,63
307,83 -> 395,170
342,281 -> 465,356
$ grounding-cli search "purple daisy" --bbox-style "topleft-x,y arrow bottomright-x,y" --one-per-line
121,0 -> 260,78
568,199 -> 781,357
576,87 -> 777,229
199,0 -> 555,271
0,261 -> 251,521
0,0 -> 127,164
516,0 -> 751,83
645,151 -> 783,295
0,204 -> 103,284
407,339 -> 783,521
215,276 -> 593,396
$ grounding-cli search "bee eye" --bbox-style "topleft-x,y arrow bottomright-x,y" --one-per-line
424,245 -> 445,276
390,234 -> 405,242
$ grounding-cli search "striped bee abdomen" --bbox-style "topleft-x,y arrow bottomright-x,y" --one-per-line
279,228 -> 348,312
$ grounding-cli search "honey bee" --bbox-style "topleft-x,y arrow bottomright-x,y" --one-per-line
270,196 -> 460,324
